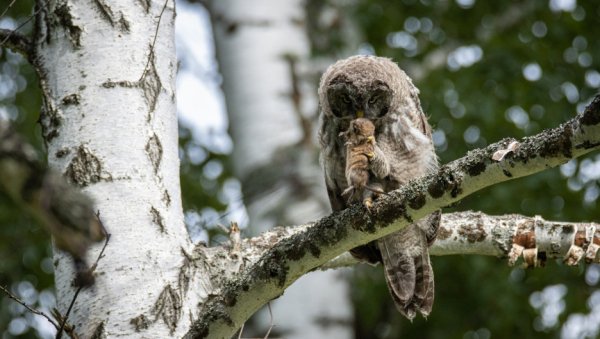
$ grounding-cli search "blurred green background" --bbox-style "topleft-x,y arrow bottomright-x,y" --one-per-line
1,0 -> 599,338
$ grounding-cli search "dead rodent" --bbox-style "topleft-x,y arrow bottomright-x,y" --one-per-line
339,118 -> 385,207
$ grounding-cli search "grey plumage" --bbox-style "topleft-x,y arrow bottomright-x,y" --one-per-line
318,55 -> 440,319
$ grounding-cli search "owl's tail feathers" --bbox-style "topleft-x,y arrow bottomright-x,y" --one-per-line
378,227 -> 434,320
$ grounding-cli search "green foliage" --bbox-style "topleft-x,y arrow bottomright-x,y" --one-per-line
340,0 -> 600,337
1,1 -> 51,338
179,123 -> 233,244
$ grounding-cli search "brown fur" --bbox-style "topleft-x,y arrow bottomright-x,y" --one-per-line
339,118 -> 383,205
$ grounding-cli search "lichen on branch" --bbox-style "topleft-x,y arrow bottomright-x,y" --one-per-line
185,96 -> 600,338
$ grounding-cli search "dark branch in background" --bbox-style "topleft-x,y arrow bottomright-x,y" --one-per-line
0,28 -> 31,57
0,0 -> 17,18
0,121 -> 105,285
0,0 -> 41,59
0,215 -> 111,339
56,223 -> 111,339
0,285 -> 59,329
0,121 -> 111,338
186,94 -> 600,338
283,53 -> 313,146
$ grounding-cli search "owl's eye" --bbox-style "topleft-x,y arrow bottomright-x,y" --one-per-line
367,88 -> 391,118
368,95 -> 379,105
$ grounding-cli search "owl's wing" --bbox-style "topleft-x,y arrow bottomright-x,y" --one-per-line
325,181 -> 345,212
416,110 -> 433,139
408,89 -> 433,139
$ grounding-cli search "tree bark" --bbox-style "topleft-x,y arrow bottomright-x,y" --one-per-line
33,0 -> 191,337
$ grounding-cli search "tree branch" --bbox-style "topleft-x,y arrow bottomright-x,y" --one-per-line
185,94 -> 600,338
432,211 -> 599,266
309,211 -> 600,270
0,28 -> 32,59
0,285 -> 59,329
186,95 -> 600,338
0,120 -> 104,281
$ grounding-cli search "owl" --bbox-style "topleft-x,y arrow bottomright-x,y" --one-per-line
318,55 -> 440,319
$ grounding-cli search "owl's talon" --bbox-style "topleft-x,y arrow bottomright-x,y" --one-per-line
367,136 -> 375,144
363,198 -> 373,211
366,152 -> 375,159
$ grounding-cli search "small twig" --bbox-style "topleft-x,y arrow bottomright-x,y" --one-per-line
237,322 -> 245,339
57,214 -> 111,339
139,0 -> 169,81
55,288 -> 81,339
229,221 -> 241,255
90,212 -> 111,271
0,0 -> 17,19
0,285 -> 59,329
263,302 -> 274,339
0,7 -> 37,46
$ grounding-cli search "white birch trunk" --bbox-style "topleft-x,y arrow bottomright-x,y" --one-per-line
34,1 -> 193,337
207,0 -> 353,337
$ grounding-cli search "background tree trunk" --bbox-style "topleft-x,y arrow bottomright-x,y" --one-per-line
207,0 -> 353,337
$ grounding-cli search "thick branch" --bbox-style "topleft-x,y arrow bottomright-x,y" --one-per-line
317,211 -> 600,269
431,211 -> 600,266
186,94 -> 600,338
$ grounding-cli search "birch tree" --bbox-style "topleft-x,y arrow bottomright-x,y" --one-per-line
1,1 -> 600,338
206,0 -> 352,337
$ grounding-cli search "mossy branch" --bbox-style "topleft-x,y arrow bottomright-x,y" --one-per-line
184,95 -> 600,338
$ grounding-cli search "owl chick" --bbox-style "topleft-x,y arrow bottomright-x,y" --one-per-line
318,55 -> 441,319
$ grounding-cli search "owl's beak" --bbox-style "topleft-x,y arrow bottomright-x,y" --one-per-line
356,111 -> 364,118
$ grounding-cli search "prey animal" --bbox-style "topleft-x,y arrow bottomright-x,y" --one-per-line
339,118 -> 385,209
